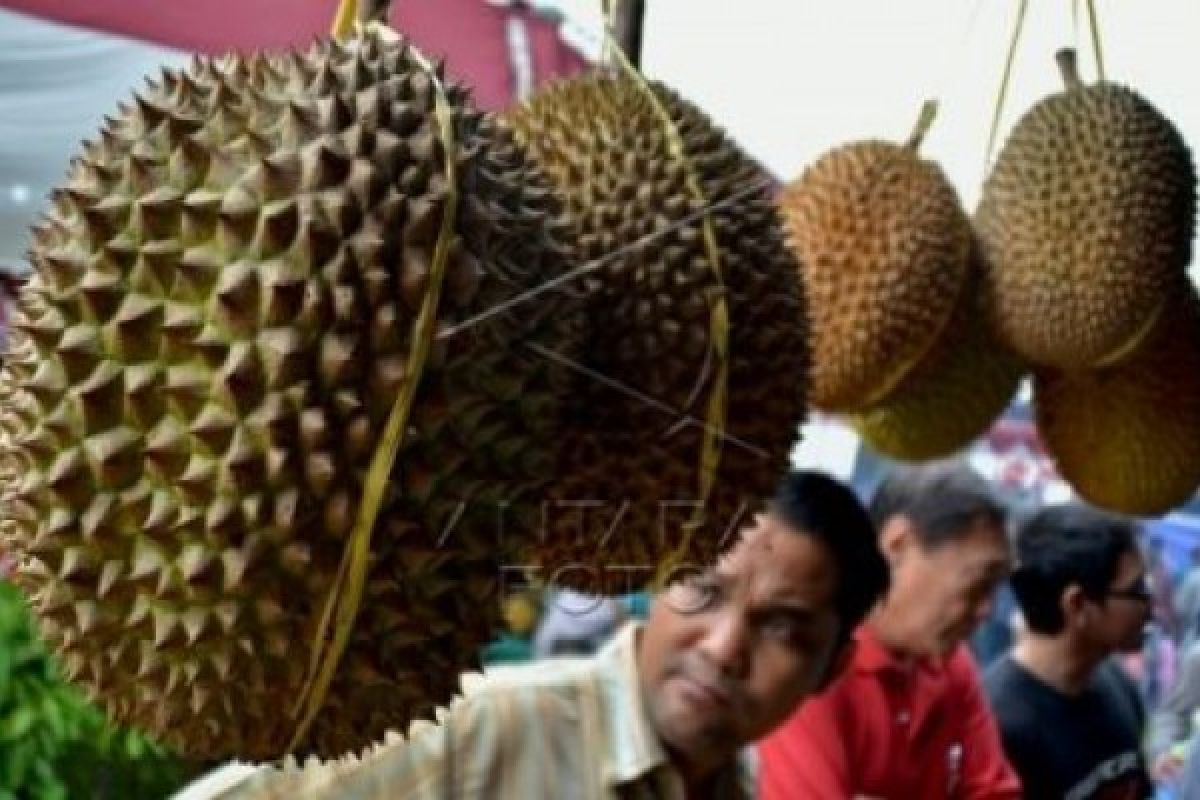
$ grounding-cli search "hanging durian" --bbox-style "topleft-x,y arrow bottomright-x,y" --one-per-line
505,74 -> 808,592
0,28 -> 581,760
779,100 -> 972,413
852,264 -> 1023,462
1034,281 -> 1200,516
976,48 -> 1196,369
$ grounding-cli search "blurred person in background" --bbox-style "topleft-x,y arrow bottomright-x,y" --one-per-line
986,504 -> 1153,800
481,588 -> 542,665
532,587 -> 626,658
758,461 -> 1019,799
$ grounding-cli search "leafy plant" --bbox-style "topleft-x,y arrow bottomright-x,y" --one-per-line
0,580 -> 188,799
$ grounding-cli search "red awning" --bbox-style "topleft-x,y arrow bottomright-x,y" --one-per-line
0,0 -> 588,109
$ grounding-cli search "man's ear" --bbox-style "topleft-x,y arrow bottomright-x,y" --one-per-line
878,515 -> 914,566
816,638 -> 856,692
1061,584 -> 1089,631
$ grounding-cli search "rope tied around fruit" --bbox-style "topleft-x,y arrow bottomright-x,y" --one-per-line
286,12 -> 460,753
600,5 -> 730,590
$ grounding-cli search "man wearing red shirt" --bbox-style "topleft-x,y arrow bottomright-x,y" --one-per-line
758,462 -> 1020,799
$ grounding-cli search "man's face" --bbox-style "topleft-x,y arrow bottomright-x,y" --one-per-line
1082,548 -> 1152,654
883,515 -> 1011,657
637,513 -> 845,771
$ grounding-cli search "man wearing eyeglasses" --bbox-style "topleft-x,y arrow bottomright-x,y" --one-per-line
984,504 -> 1153,800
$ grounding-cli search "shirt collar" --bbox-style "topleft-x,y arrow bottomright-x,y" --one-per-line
593,621 -> 670,785
854,623 -> 948,675
594,622 -> 750,797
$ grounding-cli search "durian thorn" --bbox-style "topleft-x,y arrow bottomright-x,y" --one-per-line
357,0 -> 391,25
208,648 -> 233,681
97,560 -> 122,598
1056,48 -> 1083,91
835,241 -> 974,412
904,99 -> 939,153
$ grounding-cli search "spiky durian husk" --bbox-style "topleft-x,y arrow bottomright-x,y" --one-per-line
976,60 -> 1196,369
1034,283 -> 1200,515
0,30 -> 579,759
505,74 -> 807,591
851,269 -> 1023,462
781,140 -> 972,412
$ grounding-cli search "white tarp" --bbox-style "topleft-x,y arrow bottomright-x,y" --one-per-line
0,8 -> 190,272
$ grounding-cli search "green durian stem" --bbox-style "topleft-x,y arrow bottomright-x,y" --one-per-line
1056,48 -> 1083,90
904,99 -> 939,152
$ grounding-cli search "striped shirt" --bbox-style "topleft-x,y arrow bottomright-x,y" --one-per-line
205,622 -> 750,799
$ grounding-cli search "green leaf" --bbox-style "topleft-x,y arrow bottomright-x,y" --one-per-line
0,709 -> 35,741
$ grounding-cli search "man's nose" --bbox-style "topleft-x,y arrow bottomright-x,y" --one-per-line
698,612 -> 750,678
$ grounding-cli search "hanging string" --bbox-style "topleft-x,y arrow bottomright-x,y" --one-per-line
929,0 -> 989,113
595,2 -> 729,589
1086,0 -> 1106,80
600,0 -> 617,69
330,0 -> 358,38
286,14 -> 459,753
1071,0 -> 1081,56
984,0 -> 1030,173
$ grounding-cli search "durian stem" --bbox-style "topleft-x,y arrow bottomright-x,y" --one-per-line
1056,48 -> 1083,90
610,0 -> 645,69
904,99 -> 939,152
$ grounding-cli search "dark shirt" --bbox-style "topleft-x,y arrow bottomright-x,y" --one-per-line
984,655 -> 1151,800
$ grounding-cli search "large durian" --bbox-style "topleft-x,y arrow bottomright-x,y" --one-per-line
852,269 -> 1023,462
1034,282 -> 1200,516
977,49 -> 1196,369
505,74 -> 808,591
0,28 -> 580,760
780,102 -> 972,412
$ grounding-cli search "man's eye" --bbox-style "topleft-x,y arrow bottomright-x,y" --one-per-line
761,615 -> 798,641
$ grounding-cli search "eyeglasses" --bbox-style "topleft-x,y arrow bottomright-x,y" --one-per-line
1105,579 -> 1153,604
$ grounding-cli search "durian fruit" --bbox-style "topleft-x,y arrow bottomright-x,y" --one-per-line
505,74 -> 808,591
780,102 -> 972,412
852,269 -> 1023,462
1034,282 -> 1200,516
976,48 -> 1196,369
0,29 -> 580,760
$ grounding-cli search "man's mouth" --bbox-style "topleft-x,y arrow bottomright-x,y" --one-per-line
676,674 -> 732,714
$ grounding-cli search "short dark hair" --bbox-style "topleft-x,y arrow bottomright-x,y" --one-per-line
868,461 -> 1005,549
770,470 -> 889,639
1009,504 -> 1140,635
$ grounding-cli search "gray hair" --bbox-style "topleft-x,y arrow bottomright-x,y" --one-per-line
868,460 -> 1006,549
